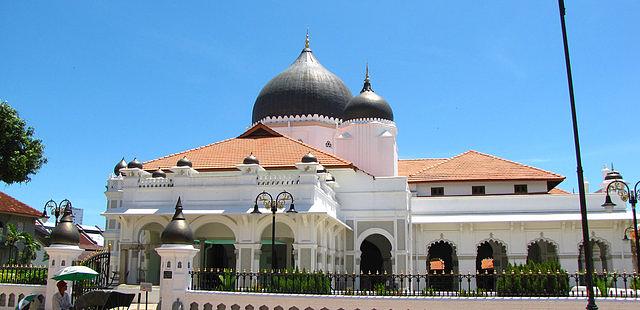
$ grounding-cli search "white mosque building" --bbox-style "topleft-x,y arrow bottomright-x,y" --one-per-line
102,37 -> 634,286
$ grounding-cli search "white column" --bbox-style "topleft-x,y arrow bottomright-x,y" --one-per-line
44,245 -> 84,310
155,244 -> 198,310
253,248 -> 262,272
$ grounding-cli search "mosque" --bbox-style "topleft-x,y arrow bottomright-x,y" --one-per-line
103,36 -> 634,286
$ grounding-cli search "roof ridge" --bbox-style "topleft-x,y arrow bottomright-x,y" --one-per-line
399,158 -> 448,161
465,150 -> 565,179
409,151 -> 471,177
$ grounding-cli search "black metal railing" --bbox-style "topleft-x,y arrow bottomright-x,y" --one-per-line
72,250 -> 111,302
0,265 -> 47,285
190,269 -> 640,299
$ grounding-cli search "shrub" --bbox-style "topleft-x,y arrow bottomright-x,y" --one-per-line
496,261 -> 569,297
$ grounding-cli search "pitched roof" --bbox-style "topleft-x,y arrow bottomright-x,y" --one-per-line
143,123 -> 354,171
398,158 -> 447,177
0,191 -> 43,218
549,187 -> 571,195
403,150 -> 565,187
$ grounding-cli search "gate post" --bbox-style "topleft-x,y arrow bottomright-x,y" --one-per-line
156,198 -> 198,310
44,206 -> 83,310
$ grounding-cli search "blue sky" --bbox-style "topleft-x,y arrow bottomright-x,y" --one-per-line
1,1 -> 638,227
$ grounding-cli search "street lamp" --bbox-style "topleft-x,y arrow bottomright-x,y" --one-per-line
250,191 -> 297,271
556,1 -> 597,308
42,199 -> 72,226
602,180 -> 640,272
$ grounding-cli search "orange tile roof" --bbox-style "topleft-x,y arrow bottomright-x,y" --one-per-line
405,150 -> 565,186
143,124 -> 354,171
549,188 -> 571,195
398,158 -> 447,177
0,191 -> 43,218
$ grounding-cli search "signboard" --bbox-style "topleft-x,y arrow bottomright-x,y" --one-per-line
429,259 -> 445,271
140,282 -> 153,292
163,271 -> 173,279
481,258 -> 494,270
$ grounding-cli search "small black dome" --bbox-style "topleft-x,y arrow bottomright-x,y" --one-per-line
177,156 -> 193,168
127,158 -> 143,169
605,171 -> 623,180
152,169 -> 167,178
161,197 -> 194,245
343,66 -> 394,122
301,152 -> 318,163
114,158 -> 127,175
50,205 -> 80,246
252,36 -> 352,123
243,154 -> 259,165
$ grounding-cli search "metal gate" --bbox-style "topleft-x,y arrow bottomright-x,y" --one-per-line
72,250 -> 111,301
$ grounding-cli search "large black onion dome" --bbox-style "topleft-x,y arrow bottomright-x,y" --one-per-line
176,156 -> 193,168
127,158 -> 143,169
605,170 -> 623,180
114,158 -> 127,175
50,206 -> 80,246
161,197 -> 194,245
152,169 -> 167,178
243,153 -> 259,165
301,152 -> 318,163
252,36 -> 352,123
344,65 -> 394,122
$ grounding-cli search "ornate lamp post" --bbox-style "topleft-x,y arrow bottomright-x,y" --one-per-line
42,199 -> 72,226
602,180 -> 640,272
251,191 -> 297,271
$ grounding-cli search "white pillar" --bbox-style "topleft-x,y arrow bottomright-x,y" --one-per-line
155,244 -> 198,310
44,245 -> 84,310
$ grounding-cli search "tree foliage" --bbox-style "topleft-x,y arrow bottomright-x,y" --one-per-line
2,223 -> 42,264
0,101 -> 47,184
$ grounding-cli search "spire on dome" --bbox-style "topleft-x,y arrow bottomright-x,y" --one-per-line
361,63 -> 373,93
305,29 -> 310,49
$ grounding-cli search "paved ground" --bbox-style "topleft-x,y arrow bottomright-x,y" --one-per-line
127,298 -> 640,309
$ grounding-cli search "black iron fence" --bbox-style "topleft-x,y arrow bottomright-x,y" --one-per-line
72,250 -> 111,303
0,265 -> 47,285
190,269 -> 640,298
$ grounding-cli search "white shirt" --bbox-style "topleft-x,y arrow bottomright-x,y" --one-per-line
52,292 -> 72,310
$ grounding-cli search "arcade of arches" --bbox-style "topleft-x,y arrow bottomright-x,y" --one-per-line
119,218 -> 617,286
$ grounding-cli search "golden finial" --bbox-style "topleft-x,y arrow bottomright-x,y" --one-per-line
305,29 -> 310,49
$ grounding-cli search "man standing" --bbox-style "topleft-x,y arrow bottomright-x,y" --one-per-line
52,281 -> 72,310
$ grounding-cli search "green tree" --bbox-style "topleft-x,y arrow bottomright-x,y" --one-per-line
0,101 -> 47,184
3,223 -> 28,263
19,234 -> 41,264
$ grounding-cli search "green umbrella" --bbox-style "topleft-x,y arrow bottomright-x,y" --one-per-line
16,293 -> 41,310
52,266 -> 98,281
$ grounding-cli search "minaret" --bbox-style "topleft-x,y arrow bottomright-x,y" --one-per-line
336,65 -> 398,176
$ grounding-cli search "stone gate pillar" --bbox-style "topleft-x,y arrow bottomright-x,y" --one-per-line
156,197 -> 198,310
44,205 -> 83,310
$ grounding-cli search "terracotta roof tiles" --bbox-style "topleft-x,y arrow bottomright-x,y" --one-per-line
398,158 -> 447,177
0,191 -> 43,218
143,124 -> 353,171
402,150 -> 565,186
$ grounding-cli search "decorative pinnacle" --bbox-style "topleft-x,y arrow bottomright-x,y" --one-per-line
365,62 -> 370,82
361,63 -> 373,93
305,29 -> 310,49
